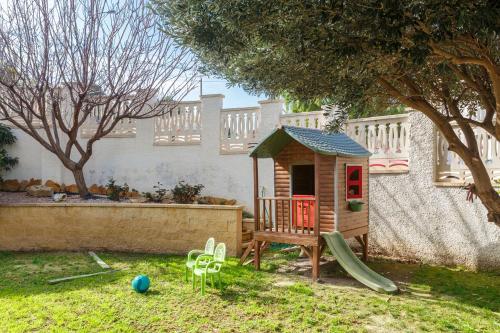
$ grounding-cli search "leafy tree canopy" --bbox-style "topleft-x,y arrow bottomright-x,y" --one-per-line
153,0 -> 498,124
153,0 -> 500,224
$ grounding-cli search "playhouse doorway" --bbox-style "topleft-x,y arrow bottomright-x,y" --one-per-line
291,164 -> 315,195
291,164 -> 315,229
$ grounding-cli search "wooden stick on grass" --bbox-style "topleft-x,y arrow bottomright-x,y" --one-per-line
88,251 -> 111,269
48,269 -> 121,285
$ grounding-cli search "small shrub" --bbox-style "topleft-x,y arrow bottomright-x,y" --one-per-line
0,124 -> 18,182
243,210 -> 254,219
106,178 -> 129,201
171,181 -> 204,204
143,182 -> 168,203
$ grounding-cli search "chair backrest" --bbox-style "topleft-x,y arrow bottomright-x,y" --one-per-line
213,243 -> 226,263
204,237 -> 216,255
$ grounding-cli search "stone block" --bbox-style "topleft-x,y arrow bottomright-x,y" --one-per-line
1,179 -> 21,192
26,185 -> 53,197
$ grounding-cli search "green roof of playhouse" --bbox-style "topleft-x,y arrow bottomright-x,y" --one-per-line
250,125 -> 371,158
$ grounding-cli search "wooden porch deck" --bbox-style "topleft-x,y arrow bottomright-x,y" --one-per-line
253,230 -> 322,246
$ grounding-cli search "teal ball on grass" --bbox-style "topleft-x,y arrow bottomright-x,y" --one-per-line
131,275 -> 150,293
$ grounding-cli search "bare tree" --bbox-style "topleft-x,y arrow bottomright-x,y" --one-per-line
0,0 -> 198,197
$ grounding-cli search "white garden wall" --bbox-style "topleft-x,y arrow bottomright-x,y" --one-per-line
3,97 -> 499,270
4,95 -> 278,210
369,113 -> 500,270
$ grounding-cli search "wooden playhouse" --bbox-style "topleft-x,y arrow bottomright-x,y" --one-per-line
247,125 -> 371,280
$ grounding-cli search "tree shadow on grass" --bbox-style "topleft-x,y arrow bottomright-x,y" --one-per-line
409,264 -> 500,312
255,250 -> 500,313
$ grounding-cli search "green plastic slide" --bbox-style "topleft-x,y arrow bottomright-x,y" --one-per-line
322,232 -> 398,294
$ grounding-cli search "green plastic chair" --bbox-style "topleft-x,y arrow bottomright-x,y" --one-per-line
192,243 -> 226,295
185,237 -> 215,281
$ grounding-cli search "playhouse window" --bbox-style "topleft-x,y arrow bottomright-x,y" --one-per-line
346,165 -> 362,199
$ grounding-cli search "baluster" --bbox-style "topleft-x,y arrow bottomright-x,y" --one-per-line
261,199 -> 266,231
360,124 -> 368,148
307,200 -> 311,235
388,123 -> 398,155
281,199 -> 285,232
400,122 -> 410,155
288,199 -> 292,233
301,200 -> 305,234
293,200 -> 297,233
367,124 -> 377,153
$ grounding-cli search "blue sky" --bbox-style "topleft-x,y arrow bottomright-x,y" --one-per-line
183,76 -> 266,108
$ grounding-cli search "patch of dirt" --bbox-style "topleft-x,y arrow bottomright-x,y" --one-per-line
0,191 -> 130,204
274,253 -> 417,291
364,314 -> 399,333
273,279 -> 296,287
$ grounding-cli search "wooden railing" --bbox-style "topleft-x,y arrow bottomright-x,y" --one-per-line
220,107 -> 260,154
256,197 -> 318,235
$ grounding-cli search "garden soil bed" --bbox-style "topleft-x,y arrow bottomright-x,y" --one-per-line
0,191 -> 131,204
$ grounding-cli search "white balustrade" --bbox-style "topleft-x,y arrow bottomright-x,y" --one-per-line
81,101 -> 137,138
279,111 -> 410,173
220,107 -> 260,154
346,114 -> 410,173
436,124 -> 500,184
279,111 -> 326,129
153,101 -> 201,145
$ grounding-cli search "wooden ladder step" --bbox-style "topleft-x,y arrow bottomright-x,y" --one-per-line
241,241 -> 253,249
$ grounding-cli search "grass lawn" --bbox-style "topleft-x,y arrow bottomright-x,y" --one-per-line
0,250 -> 498,333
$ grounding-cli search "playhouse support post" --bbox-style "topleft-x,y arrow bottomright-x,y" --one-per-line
363,233 -> 368,262
312,245 -> 320,280
253,156 -> 259,232
253,156 -> 261,271
312,152 -> 321,281
254,241 -> 261,270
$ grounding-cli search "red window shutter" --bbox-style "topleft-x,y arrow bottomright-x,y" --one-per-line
346,165 -> 362,199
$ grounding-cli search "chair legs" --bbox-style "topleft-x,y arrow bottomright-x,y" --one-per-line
201,274 -> 206,296
191,272 -> 222,295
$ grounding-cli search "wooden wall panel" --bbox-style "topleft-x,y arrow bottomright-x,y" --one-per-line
317,154 -> 335,232
272,141 -> 335,232
335,157 -> 370,238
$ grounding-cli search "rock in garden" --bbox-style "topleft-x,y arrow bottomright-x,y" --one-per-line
26,178 -> 42,187
27,185 -> 53,197
53,193 -> 67,202
89,184 -> 101,195
65,184 -> 79,194
1,179 -> 21,192
197,196 -> 237,205
19,180 -> 29,191
45,180 -> 62,192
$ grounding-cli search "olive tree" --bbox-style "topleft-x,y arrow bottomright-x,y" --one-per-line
0,0 -> 198,197
153,0 -> 500,225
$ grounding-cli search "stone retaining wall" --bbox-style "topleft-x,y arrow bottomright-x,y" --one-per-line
0,203 -> 242,256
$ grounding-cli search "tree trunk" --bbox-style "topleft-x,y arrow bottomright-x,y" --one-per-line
71,167 -> 90,198
443,124 -> 500,226
467,157 -> 500,226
